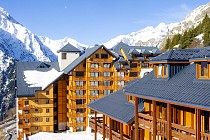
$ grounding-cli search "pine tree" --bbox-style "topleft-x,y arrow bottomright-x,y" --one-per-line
170,34 -> 181,48
164,37 -> 171,50
203,14 -> 210,46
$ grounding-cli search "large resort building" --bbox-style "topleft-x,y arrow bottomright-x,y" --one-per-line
88,47 -> 210,140
16,42 -> 160,139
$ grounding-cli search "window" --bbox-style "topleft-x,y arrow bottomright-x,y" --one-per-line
90,99 -> 96,103
46,118 -> 49,122
46,109 -> 49,113
90,90 -> 98,96
130,72 -> 138,77
201,62 -> 208,77
104,90 -> 111,95
117,81 -> 124,86
76,81 -> 84,86
35,117 -> 38,122
104,81 -> 111,86
76,108 -> 84,113
76,99 -> 84,104
76,117 -> 84,123
90,72 -> 99,77
104,72 -> 111,77
46,99 -> 50,104
46,91 -> 49,95
62,53 -> 67,59
25,100 -> 29,106
25,119 -> 29,123
35,109 -> 38,112
156,64 -> 168,78
95,54 -> 99,58
90,81 -> 99,86
130,63 -> 137,68
76,90 -> 84,96
24,110 -> 29,114
104,63 -> 111,68
90,63 -> 99,68
76,71 -> 85,77
35,100 -> 38,103
101,53 -> 108,59
35,127 -> 38,130
118,72 -> 125,77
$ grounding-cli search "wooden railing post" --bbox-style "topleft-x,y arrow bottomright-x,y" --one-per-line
167,103 -> 172,140
94,111 -> 97,140
109,117 -> 112,140
152,100 -> 157,140
103,115 -> 105,140
120,123 -> 123,140
135,97 -> 139,140
196,109 -> 201,140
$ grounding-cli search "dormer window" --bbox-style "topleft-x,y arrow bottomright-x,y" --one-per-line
62,53 -> 67,59
197,62 -> 209,79
155,64 -> 168,78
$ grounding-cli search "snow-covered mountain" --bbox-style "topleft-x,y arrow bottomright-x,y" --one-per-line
0,2 -> 210,119
104,2 -> 210,49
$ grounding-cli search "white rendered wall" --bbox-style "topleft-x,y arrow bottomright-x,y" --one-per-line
58,52 -> 80,71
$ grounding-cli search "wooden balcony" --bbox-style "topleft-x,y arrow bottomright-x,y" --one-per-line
138,112 -> 197,139
70,86 -> 86,91
19,123 -> 31,128
171,123 -> 195,140
138,113 -> 152,131
68,122 -> 86,127
157,119 -> 167,138
89,117 -> 130,140
88,58 -> 113,63
67,104 -> 86,109
67,94 -> 86,100
73,77 -> 86,81
18,105 -> 33,110
67,112 -> 86,118
18,113 -> 32,119
201,132 -> 210,139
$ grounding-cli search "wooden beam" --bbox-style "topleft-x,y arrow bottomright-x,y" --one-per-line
109,117 -> 112,140
103,115 -> 105,140
120,123 -> 123,140
94,111 -> 97,140
173,107 -> 177,123
167,103 -> 172,140
134,97 -> 139,140
152,100 -> 157,140
196,109 -> 201,140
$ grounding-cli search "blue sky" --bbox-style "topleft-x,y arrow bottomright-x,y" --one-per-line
0,0 -> 209,45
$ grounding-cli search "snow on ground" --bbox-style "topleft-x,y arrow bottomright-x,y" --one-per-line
24,69 -> 63,89
195,34 -> 204,43
28,131 -> 103,140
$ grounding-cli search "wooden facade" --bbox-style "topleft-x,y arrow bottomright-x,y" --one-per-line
66,47 -> 149,132
17,45 -> 157,139
17,76 -> 68,140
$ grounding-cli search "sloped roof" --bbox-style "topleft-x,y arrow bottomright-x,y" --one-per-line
16,62 -> 61,97
57,43 -> 81,53
151,49 -> 200,62
63,45 -> 117,74
124,63 -> 210,110
88,80 -> 144,124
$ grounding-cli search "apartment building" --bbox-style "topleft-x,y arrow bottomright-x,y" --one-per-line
16,42 -> 160,139
88,47 -> 210,140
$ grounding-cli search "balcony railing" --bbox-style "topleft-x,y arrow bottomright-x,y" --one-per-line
138,113 -> 153,131
67,112 -> 86,118
89,117 -> 130,140
201,132 -> 210,139
171,123 -> 195,140
18,113 -> 32,119
67,94 -> 86,100
68,122 -> 86,127
157,119 -> 167,138
67,104 -> 86,109
19,123 -> 31,128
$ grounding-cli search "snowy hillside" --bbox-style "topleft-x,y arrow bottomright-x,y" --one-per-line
104,2 -> 210,49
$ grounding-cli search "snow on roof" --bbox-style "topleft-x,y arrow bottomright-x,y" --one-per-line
24,69 -> 63,90
28,131 -> 103,140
